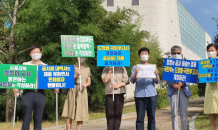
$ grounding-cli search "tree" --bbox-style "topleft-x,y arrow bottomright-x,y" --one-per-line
14,0 -> 151,111
212,17 -> 218,44
144,34 -> 163,79
0,0 -> 26,122
0,0 -> 162,121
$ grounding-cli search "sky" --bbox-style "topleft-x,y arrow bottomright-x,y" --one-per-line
179,0 -> 218,42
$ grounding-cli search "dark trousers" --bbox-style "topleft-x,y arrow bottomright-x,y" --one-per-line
105,94 -> 124,130
21,91 -> 46,130
135,96 -> 157,130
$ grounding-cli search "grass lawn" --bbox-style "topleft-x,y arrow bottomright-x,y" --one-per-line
195,113 -> 212,130
190,94 -> 199,99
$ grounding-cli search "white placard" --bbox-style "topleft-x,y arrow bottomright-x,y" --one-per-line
137,64 -> 156,78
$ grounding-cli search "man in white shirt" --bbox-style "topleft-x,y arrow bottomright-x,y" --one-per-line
13,45 -> 59,130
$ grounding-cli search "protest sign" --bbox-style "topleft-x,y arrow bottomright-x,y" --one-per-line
97,45 -> 130,101
0,64 -> 37,89
163,58 -> 198,83
198,58 -> 218,83
38,65 -> 75,89
61,35 -> 95,57
97,45 -> 130,67
137,64 -> 156,78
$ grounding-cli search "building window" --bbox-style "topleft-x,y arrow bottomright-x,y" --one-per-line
132,0 -> 139,5
107,0 -> 114,6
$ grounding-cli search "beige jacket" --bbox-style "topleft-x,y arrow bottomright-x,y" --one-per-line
101,67 -> 128,95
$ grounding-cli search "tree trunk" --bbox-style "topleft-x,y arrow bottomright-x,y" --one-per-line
5,0 -> 18,122
5,91 -> 14,122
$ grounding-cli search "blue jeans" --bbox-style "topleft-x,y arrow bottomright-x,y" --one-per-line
135,96 -> 157,130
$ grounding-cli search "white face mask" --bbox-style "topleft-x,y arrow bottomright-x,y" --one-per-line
141,55 -> 148,62
172,54 -> 182,59
79,57 -> 86,63
32,53 -> 42,60
207,51 -> 216,58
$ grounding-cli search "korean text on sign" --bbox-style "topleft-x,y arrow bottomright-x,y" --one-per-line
162,58 -> 198,83
61,35 -> 95,57
198,59 -> 218,83
97,45 -> 130,67
0,64 -> 37,89
38,65 -> 75,89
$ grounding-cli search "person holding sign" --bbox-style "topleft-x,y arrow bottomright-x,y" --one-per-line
13,45 -> 59,130
204,44 -> 218,130
101,67 -> 129,130
130,47 -> 159,130
166,45 -> 190,130
61,57 -> 91,130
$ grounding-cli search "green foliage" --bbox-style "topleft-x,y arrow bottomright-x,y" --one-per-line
190,85 -> 199,96
144,35 -> 164,79
0,94 -> 7,122
195,112 -> 211,130
215,34 -> 218,44
0,0 -> 163,120
212,17 -> 218,44
0,91 -> 67,122
156,89 -> 170,109
44,90 -> 66,121
197,82 -> 206,97
0,93 -> 23,122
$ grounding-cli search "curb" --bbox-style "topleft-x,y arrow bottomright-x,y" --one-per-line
189,113 -> 199,130
42,112 -> 136,130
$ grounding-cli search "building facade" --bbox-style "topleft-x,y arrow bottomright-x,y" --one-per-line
102,0 -> 211,60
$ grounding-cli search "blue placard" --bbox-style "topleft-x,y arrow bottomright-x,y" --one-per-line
198,59 -> 218,83
38,65 -> 74,89
97,45 -> 130,67
163,58 -> 198,83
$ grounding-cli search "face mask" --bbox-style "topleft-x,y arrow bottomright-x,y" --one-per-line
32,53 -> 41,60
172,54 -> 182,59
80,57 -> 86,63
141,55 -> 148,62
207,51 -> 216,58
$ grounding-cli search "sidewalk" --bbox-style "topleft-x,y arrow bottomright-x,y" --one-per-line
44,97 -> 204,130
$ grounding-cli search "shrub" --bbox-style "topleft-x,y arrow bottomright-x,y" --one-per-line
0,93 -> 23,122
0,94 -> 6,122
197,83 -> 206,97
156,89 -> 169,109
190,85 -> 198,96
44,90 -> 66,121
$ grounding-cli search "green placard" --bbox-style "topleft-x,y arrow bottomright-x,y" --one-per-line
61,35 -> 95,57
0,64 -> 37,89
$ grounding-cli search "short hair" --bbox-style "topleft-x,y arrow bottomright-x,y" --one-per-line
171,45 -> 182,53
206,43 -> 217,51
29,45 -> 42,53
138,47 -> 150,56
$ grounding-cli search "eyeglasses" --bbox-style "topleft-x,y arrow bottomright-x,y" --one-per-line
172,52 -> 181,55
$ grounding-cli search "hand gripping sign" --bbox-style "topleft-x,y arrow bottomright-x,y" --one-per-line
163,58 -> 198,83
97,45 -> 130,101
61,35 -> 95,92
